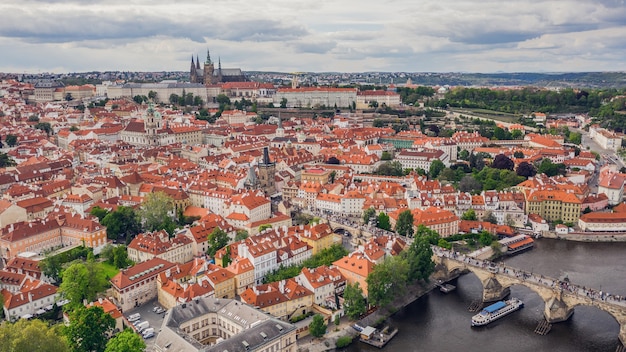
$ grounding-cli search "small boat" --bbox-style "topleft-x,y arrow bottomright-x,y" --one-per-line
440,284 -> 456,293
471,298 -> 524,327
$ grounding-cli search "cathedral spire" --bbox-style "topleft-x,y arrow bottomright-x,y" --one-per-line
206,49 -> 212,64
196,54 -> 200,69
218,57 -> 222,70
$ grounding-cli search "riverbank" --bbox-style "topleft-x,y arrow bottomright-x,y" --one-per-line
542,231 -> 626,242
297,281 -> 436,352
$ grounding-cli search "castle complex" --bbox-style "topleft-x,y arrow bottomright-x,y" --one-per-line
190,50 -> 247,86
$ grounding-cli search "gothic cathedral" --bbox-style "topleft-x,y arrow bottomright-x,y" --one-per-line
190,50 -> 247,86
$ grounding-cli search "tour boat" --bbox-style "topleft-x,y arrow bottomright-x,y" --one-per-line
471,298 -> 524,327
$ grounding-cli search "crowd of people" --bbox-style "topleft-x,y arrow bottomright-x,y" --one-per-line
433,247 -> 626,306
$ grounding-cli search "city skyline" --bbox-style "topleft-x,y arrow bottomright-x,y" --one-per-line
1,0 -> 626,74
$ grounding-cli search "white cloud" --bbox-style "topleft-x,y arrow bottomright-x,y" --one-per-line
0,0 -> 625,73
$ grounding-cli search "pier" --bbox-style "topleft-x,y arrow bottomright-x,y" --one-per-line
359,326 -> 398,349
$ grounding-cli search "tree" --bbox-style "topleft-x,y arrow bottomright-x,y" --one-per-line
0,152 -> 16,167
404,229 -> 435,282
492,154 -> 514,170
0,319 -> 68,352
362,207 -> 376,224
568,132 -> 582,145
483,211 -> 498,224
28,114 -> 40,122
429,160 -> 445,179
438,167 -> 457,182
309,314 -> 327,338
207,227 -> 229,257
366,255 -> 409,307
515,161 -> 536,178
376,212 -> 391,231
326,156 -> 340,165
280,98 -> 288,108
59,260 -> 107,308
459,175 -> 483,194
133,95 -> 144,104
65,306 -> 115,352
537,158 -> 566,177
374,161 -> 404,176
148,90 -> 157,102
35,122 -> 52,135
104,329 -> 145,352
235,230 -> 249,241
5,134 -> 17,147
169,93 -> 179,105
380,151 -> 392,160
137,192 -> 174,233
459,149 -> 470,161
329,170 -> 337,183
343,282 -> 366,320
478,230 -> 496,246
65,93 -> 74,101
513,151 -> 524,159
89,206 -> 110,222
395,210 -> 415,237
511,129 -> 523,140
461,209 -> 477,221
101,206 -> 141,240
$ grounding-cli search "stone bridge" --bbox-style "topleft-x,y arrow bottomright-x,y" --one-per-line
433,248 -> 626,346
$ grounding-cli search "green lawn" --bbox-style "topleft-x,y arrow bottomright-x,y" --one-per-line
98,261 -> 120,281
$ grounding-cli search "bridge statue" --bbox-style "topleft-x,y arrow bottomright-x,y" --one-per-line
433,247 -> 626,347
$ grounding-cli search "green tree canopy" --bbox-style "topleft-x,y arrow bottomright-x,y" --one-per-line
404,226 -> 437,282
362,207 -> 376,224
104,329 -> 146,352
0,319 -> 68,352
89,206 -> 110,222
376,212 -> 391,231
366,255 -> 409,307
137,192 -> 175,233
373,161 -> 405,176
343,282 -> 366,320
461,209 -> 477,221
65,306 -> 115,352
59,260 -> 108,308
207,227 -> 229,257
5,134 -> 18,147
309,314 -> 327,338
235,230 -> 249,241
101,206 -> 141,240
395,210 -> 415,237
0,152 -> 16,167
380,151 -> 392,160
429,159 -> 445,179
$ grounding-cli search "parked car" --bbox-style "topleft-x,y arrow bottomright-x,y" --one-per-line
142,331 -> 155,339
127,313 -> 141,322
135,321 -> 149,332
142,328 -> 154,336
154,307 -> 165,314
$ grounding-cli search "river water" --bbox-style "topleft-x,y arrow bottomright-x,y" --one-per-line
347,239 -> 626,352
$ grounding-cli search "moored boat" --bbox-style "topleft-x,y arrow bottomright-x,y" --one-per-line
471,298 -> 524,327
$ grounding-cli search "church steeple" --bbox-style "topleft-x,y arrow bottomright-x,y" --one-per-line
196,54 -> 200,69
206,49 -> 212,64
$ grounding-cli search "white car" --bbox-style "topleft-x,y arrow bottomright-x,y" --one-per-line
142,331 -> 155,339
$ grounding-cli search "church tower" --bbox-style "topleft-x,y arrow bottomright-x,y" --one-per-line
143,103 -> 162,146
203,49 -> 215,86
257,147 -> 276,196
190,56 -> 198,83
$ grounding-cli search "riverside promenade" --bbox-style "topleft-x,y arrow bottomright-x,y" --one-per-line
297,280 -> 435,352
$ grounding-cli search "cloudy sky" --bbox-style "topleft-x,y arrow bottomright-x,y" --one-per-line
1,0 -> 626,73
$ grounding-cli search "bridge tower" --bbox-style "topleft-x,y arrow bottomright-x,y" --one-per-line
543,289 -> 574,323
